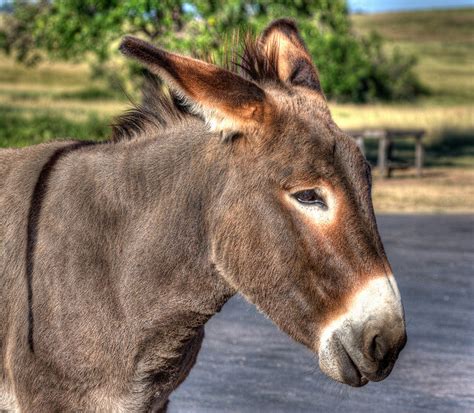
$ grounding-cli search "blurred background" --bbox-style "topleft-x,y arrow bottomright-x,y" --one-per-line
0,0 -> 472,213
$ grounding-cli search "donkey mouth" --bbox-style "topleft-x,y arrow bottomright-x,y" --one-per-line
334,338 -> 370,387
319,334 -> 369,387
319,333 -> 402,387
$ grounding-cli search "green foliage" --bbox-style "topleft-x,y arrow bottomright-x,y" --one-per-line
57,86 -> 125,101
0,107 -> 109,147
0,0 -> 424,102
310,31 -> 426,102
31,1 -> 192,60
0,0 -> 43,65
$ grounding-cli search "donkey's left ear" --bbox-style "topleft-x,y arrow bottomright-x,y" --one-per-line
119,36 -> 272,135
261,19 -> 322,93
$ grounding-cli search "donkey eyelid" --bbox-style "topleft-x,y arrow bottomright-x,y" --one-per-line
300,200 -> 328,211
291,189 -> 328,210
309,200 -> 328,210
284,188 -> 336,226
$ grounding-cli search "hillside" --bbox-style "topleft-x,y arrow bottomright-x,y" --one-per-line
352,8 -> 474,104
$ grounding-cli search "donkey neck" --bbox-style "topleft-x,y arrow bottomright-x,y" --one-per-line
66,120 -> 235,345
18,120 -> 236,409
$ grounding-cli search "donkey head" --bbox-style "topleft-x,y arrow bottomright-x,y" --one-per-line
120,19 -> 406,387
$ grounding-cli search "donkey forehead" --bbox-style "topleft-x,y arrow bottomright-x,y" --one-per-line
259,91 -> 365,180
253,137 -> 366,194
266,85 -> 331,124
263,89 -> 338,148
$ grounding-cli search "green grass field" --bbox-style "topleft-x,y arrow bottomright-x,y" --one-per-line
352,8 -> 474,105
0,8 -> 473,212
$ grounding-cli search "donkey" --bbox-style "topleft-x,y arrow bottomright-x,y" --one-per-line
0,19 -> 406,412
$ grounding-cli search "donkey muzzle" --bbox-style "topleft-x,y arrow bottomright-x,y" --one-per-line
318,275 -> 406,387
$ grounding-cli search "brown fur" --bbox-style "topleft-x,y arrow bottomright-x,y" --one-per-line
111,75 -> 190,142
1,19 -> 398,411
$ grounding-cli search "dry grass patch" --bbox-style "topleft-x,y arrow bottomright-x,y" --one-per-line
332,104 -> 473,134
0,93 -> 126,119
373,168 -> 474,213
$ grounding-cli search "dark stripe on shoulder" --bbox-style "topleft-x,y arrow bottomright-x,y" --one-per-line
26,140 -> 95,353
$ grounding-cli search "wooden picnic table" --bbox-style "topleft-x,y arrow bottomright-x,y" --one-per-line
346,129 -> 426,178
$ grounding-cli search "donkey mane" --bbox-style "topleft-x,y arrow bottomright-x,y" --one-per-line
111,21 -> 291,143
110,75 -> 192,142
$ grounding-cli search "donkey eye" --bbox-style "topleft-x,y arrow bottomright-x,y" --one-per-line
293,189 -> 327,209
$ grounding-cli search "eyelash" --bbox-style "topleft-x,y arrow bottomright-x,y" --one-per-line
292,189 -> 328,210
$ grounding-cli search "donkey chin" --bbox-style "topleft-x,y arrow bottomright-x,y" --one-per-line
317,275 -> 407,387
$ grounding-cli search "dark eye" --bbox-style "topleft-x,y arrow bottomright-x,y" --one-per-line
293,189 -> 328,209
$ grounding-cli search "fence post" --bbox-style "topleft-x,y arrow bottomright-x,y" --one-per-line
377,130 -> 389,178
415,132 -> 424,177
356,136 -> 366,157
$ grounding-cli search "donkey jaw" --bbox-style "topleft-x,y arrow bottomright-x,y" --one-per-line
317,275 -> 406,387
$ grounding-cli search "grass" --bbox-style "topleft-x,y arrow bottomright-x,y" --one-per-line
0,56 -> 88,86
352,8 -> 474,43
0,107 -> 110,148
0,51 -> 127,147
331,104 -> 474,168
372,168 -> 474,213
338,8 -> 474,212
0,8 -> 472,212
352,8 -> 474,105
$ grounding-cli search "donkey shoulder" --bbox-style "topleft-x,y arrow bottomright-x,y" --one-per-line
0,140 -> 84,193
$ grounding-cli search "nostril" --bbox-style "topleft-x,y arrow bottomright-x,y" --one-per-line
368,335 -> 378,360
360,327 -> 406,381
372,335 -> 387,362
365,333 -> 388,363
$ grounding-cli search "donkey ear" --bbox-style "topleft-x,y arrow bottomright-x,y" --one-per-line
261,19 -> 322,93
119,36 -> 270,133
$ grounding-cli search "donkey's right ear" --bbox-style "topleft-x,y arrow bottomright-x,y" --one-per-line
260,19 -> 322,93
119,36 -> 273,134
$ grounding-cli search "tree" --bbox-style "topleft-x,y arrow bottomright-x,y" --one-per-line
0,0 -> 424,102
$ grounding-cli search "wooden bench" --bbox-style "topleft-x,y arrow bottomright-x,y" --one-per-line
346,129 -> 425,178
